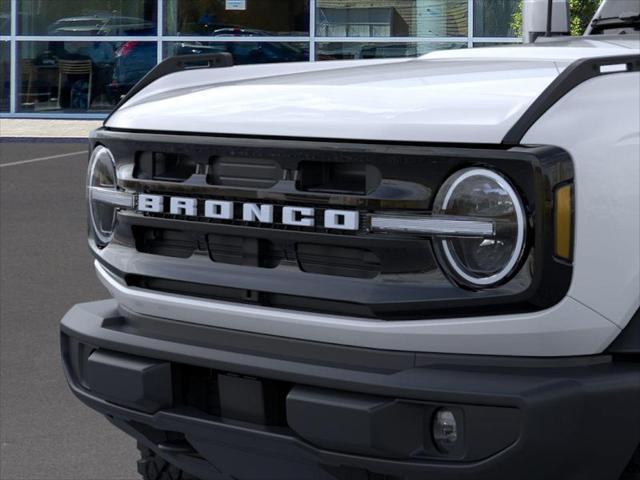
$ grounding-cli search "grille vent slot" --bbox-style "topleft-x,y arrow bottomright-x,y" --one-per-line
134,153 -> 283,189
134,152 -> 194,182
208,156 -> 283,188
134,227 -> 196,258
297,162 -> 381,195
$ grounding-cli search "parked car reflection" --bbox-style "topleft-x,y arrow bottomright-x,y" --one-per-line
47,13 -> 155,36
18,40 -> 156,112
108,41 -> 157,102
172,41 -> 309,65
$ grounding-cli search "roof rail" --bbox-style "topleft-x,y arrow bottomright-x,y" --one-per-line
105,52 -> 234,123
503,53 -> 640,145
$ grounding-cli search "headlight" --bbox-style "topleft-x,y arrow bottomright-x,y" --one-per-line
87,146 -> 120,246
432,168 -> 526,288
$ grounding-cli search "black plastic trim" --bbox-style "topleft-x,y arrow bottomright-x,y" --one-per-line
503,54 -> 640,145
104,53 -> 233,124
63,300 -> 618,403
117,305 -> 416,373
608,308 -> 640,355
590,17 -> 640,35
115,305 -> 614,372
61,300 -> 640,480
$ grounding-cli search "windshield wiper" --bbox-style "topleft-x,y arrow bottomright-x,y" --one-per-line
590,13 -> 640,33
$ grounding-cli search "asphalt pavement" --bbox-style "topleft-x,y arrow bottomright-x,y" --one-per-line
0,140 -> 138,479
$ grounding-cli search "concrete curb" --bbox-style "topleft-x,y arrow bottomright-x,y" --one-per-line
0,119 -> 102,139
0,137 -> 88,143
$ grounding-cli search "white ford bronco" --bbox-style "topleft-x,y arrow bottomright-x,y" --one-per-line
61,1 -> 640,479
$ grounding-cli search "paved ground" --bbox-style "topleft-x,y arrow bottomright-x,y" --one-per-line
0,140 -> 138,479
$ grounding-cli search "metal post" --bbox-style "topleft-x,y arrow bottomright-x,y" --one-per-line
546,0 -> 554,36
157,0 -> 164,64
309,0 -> 316,62
468,0 -> 474,48
9,0 -> 17,114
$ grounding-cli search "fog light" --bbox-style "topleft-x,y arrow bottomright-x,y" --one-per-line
432,409 -> 459,453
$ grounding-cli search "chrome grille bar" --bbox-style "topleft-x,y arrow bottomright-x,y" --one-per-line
370,214 -> 495,237
89,187 -> 135,208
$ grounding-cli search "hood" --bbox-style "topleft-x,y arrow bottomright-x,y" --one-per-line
105,40 -> 638,144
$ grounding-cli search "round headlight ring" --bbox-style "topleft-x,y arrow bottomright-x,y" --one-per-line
87,145 -> 118,246
433,168 -> 526,289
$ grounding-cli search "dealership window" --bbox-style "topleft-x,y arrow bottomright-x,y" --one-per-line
17,41 -> 156,112
1,41 -> 9,112
316,0 -> 468,37
164,0 -> 310,36
1,0 -> 523,117
17,0 -> 157,36
473,0 -> 521,37
1,0 -> 10,35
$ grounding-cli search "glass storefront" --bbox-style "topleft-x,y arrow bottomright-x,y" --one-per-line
18,0 -> 157,36
473,0 -> 520,37
1,40 -> 9,111
17,41 -> 156,113
1,0 -> 10,36
164,0 -> 309,36
0,0 -> 522,118
316,0 -> 468,37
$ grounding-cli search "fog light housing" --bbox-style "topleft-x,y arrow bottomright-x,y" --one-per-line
432,408 -> 459,453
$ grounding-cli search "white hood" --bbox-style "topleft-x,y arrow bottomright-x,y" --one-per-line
105,41 -> 638,144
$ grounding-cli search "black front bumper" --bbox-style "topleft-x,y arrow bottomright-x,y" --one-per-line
61,300 -> 640,480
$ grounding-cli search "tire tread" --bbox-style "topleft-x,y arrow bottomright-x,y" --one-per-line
137,444 -> 200,480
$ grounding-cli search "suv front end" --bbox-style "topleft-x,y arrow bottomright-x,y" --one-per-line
61,36 -> 640,480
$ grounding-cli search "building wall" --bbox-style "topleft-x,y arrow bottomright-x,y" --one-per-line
0,0 -> 522,118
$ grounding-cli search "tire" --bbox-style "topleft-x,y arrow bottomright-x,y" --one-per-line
137,444 -> 200,480
621,445 -> 640,480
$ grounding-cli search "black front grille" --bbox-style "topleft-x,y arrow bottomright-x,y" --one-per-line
130,223 -> 434,280
94,129 -> 573,319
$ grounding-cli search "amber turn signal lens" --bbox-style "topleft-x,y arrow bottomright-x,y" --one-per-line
554,184 -> 573,261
